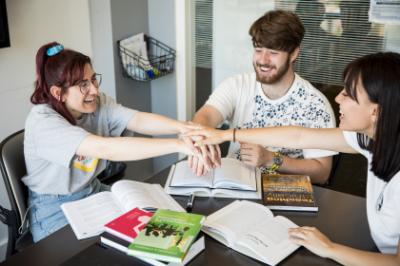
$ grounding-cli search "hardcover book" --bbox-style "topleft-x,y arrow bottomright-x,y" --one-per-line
104,208 -> 153,242
100,232 -> 205,266
61,180 -> 184,239
165,158 -> 261,199
201,200 -> 299,266
262,174 -> 318,212
127,209 -> 205,263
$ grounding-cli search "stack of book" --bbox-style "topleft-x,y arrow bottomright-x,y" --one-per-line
100,208 -> 205,266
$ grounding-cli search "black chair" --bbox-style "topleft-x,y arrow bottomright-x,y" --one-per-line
0,130 -> 32,258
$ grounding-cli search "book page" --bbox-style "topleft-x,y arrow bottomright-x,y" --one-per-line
213,158 -> 256,191
211,188 -> 260,199
111,180 -> 184,212
165,186 -> 212,197
211,169 -> 262,199
237,216 -> 299,265
169,160 -> 214,188
61,192 -> 124,239
164,164 -> 212,197
203,200 -> 273,246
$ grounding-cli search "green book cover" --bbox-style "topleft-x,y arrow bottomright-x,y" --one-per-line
127,209 -> 204,263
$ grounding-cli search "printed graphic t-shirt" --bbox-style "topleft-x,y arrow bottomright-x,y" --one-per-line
22,93 -> 137,194
205,72 -> 336,159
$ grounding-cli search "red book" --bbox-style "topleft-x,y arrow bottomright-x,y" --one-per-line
104,208 -> 153,242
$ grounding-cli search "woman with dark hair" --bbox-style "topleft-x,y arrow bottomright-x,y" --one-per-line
187,52 -> 400,265
23,42 -> 201,242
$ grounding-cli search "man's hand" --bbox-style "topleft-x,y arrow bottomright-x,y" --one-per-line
239,142 -> 272,167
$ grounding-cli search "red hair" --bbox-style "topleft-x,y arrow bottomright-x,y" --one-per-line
31,42 -> 92,124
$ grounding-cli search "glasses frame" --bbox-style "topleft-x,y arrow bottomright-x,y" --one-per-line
78,73 -> 102,95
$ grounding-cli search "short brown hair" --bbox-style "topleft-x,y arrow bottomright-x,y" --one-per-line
249,10 -> 305,53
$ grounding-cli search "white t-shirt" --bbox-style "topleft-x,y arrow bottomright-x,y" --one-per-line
23,93 -> 137,195
205,72 -> 336,159
343,131 -> 400,254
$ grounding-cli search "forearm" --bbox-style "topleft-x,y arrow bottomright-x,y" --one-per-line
128,112 -> 184,135
329,243 -> 400,266
192,115 -> 217,128
192,105 -> 223,128
224,127 -> 354,153
77,135 -> 184,161
277,156 -> 332,184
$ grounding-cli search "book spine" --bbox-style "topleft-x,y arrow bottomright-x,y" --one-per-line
100,233 -> 168,266
266,205 -> 318,212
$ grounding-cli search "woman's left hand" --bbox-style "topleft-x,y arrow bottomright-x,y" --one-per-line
289,226 -> 335,258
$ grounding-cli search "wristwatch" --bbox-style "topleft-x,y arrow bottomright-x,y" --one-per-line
267,152 -> 283,173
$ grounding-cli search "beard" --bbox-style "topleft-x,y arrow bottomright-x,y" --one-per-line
253,56 -> 291,84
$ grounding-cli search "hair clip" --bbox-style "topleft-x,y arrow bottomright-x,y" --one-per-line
46,44 -> 64,56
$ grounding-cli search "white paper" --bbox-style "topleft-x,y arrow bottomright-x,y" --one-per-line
165,158 -> 261,199
61,180 -> 184,239
370,0 -> 400,24
202,200 -> 299,266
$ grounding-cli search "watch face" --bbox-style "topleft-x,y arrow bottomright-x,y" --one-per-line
273,153 -> 283,166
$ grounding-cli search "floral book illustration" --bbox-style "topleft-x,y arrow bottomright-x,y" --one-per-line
127,209 -> 204,263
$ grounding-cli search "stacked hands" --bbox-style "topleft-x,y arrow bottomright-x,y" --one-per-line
178,123 -> 222,176
180,125 -> 276,176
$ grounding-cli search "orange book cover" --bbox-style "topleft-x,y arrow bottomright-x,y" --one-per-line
262,174 -> 318,212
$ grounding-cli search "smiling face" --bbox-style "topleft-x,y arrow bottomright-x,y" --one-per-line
61,64 -> 100,119
252,47 -> 296,84
335,76 -> 378,138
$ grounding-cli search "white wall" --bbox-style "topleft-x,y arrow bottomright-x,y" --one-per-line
0,0 -> 92,261
149,0 -> 179,173
212,0 -> 275,89
89,0 -> 116,99
385,25 -> 400,53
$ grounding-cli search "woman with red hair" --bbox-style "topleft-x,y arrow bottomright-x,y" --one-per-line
23,42 -> 198,242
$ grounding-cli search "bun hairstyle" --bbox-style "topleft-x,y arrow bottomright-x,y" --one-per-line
31,42 -> 91,124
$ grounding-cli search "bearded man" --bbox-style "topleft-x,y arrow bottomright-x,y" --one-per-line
190,10 -> 336,184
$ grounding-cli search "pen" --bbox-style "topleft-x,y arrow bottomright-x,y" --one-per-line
186,193 -> 195,212
142,207 -> 157,213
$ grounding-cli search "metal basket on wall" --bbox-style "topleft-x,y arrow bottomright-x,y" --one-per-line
118,34 -> 176,82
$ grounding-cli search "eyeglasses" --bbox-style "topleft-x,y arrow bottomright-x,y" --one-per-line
78,73 -> 102,95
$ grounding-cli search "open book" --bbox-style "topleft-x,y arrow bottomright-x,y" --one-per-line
202,200 -> 299,266
165,158 -> 261,199
61,180 -> 184,240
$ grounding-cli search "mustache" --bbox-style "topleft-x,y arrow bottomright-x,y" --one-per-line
255,63 -> 275,69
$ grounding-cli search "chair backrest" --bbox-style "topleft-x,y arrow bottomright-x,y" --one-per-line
0,130 -> 27,227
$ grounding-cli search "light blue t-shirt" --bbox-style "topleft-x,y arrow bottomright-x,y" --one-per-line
22,93 -> 137,194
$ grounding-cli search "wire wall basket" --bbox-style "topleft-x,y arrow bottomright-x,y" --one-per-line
118,34 -> 176,82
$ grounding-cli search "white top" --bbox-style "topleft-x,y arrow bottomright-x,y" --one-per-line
343,131 -> 400,254
206,72 -> 336,159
